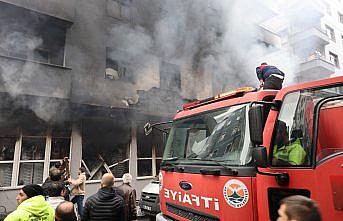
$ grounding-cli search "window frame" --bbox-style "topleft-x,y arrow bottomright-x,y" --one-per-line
0,136 -> 17,187
137,124 -> 166,178
314,96 -> 343,166
137,143 -> 161,178
329,51 -> 340,68
325,24 -> 336,42
0,131 -> 71,188
339,12 -> 343,24
270,84 -> 343,168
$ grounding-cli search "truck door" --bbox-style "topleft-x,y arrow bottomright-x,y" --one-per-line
313,96 -> 343,220
255,78 -> 343,221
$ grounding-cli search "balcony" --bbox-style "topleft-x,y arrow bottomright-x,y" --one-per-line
0,55 -> 72,99
294,58 -> 335,83
289,28 -> 330,48
257,25 -> 281,49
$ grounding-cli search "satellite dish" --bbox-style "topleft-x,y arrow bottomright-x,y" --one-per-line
105,68 -> 119,80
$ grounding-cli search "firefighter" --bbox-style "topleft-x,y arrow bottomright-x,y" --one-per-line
256,62 -> 285,90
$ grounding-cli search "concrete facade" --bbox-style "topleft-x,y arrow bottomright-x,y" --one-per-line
1,0 -> 341,216
261,0 -> 343,83
0,0 -> 197,214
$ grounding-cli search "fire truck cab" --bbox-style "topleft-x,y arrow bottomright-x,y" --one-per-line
156,76 -> 343,221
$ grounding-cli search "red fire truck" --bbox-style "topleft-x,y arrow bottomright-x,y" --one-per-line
154,76 -> 343,221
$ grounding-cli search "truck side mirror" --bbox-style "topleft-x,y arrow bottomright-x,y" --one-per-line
252,146 -> 268,168
249,105 -> 265,145
144,123 -> 152,135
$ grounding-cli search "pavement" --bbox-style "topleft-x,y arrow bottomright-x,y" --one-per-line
138,215 -> 156,221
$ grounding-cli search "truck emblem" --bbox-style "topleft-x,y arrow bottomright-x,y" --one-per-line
179,181 -> 192,191
223,179 -> 249,208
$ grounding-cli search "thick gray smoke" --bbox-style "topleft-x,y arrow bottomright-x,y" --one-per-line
107,0 -> 300,101
0,0 -> 324,122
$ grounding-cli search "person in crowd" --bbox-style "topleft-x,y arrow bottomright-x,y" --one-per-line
82,173 -> 124,221
4,184 -> 54,221
277,195 -> 322,221
68,167 -> 86,217
42,167 -> 67,209
55,201 -> 78,221
256,62 -> 285,90
117,173 -> 137,221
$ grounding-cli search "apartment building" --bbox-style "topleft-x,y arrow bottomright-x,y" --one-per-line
1,0 -> 337,214
0,0 -> 201,213
261,0 -> 343,83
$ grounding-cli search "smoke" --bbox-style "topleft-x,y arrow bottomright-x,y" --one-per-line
0,9 -> 67,122
106,0 -> 302,102
0,0 -> 329,121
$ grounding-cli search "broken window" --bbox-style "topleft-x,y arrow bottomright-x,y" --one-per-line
0,2 -> 70,66
82,118 -> 130,180
137,124 -> 152,176
137,122 -> 167,177
154,129 -> 167,174
105,47 -> 133,82
160,61 -> 181,91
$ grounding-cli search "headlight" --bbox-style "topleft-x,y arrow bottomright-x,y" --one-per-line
159,171 -> 163,192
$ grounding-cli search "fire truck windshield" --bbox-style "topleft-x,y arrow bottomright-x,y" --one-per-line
163,103 -> 251,166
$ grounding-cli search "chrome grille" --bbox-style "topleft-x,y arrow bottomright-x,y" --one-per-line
166,203 -> 220,221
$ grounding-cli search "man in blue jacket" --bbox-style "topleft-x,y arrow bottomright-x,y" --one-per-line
256,62 -> 285,90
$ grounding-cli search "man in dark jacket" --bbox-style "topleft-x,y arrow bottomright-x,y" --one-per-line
82,173 -> 124,221
256,62 -> 285,90
117,173 -> 137,221
42,168 -> 67,209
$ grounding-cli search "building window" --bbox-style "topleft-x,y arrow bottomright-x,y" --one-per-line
137,122 -> 167,177
0,2 -> 70,66
18,137 -> 46,185
160,61 -> 181,91
339,13 -> 343,24
329,52 -> 340,68
0,137 -> 16,187
325,25 -> 336,42
105,48 -> 133,82
50,123 -> 71,168
0,113 -> 71,187
107,0 -> 137,23
82,118 -> 130,180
